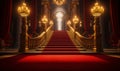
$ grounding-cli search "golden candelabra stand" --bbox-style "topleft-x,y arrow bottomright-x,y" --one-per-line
91,2 -> 104,52
17,2 -> 30,17
17,2 -> 30,52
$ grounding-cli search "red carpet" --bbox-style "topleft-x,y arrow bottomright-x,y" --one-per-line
0,54 -> 120,71
1,31 -> 119,71
42,31 -> 80,54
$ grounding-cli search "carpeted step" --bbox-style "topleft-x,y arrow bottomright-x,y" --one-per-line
36,47 -> 86,51
43,31 -> 80,54
47,44 -> 74,45
42,51 -> 80,54
39,45 -> 83,48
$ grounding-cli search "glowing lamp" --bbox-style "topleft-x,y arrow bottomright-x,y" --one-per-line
91,2 -> 104,17
17,2 -> 30,17
41,16 -> 48,24
72,16 -> 79,24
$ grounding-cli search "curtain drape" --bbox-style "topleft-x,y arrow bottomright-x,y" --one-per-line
0,0 -> 12,44
110,0 -> 120,44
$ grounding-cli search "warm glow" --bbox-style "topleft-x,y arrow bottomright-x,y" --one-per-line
50,20 -> 54,25
41,16 -> 48,24
91,2 -> 104,17
17,2 -> 30,17
80,21 -> 82,27
56,12 -> 64,18
56,12 -> 64,31
57,18 -> 62,22
67,20 -> 71,25
53,0 -> 65,6
18,55 -> 107,63
72,15 -> 79,24
57,18 -> 62,31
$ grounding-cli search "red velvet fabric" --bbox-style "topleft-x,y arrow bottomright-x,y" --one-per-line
0,54 -> 120,71
0,0 -> 12,44
43,31 -> 80,54
110,0 -> 120,44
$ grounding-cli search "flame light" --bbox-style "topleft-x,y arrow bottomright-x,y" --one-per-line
91,2 -> 104,17
72,15 -> 79,24
17,2 -> 30,17
41,15 -> 48,24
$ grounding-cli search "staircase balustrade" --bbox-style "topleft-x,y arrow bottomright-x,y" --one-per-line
67,23 -> 94,49
28,24 -> 53,49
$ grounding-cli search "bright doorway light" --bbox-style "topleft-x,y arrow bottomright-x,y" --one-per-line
56,12 -> 64,18
56,12 -> 64,31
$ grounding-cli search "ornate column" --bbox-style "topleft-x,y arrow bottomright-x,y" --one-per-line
71,0 -> 79,27
17,2 -> 30,52
19,17 -> 28,52
91,2 -> 104,52
40,0 -> 50,39
42,0 -> 50,28
93,17 -> 103,52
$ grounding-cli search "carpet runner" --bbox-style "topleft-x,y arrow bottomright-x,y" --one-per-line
0,53 -> 120,71
1,31 -> 119,71
42,31 -> 80,54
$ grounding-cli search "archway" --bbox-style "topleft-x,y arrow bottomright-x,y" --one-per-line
55,11 -> 64,31
53,7 -> 66,31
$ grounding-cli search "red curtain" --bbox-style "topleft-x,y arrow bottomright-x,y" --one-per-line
0,0 -> 12,44
110,0 -> 120,44
83,0 -> 93,32
29,0 -> 37,34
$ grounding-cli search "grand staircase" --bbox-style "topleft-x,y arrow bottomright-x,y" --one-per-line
37,31 -> 80,54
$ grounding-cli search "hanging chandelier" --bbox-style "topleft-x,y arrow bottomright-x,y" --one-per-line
53,0 -> 66,6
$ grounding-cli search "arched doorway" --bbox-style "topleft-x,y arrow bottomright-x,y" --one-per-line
53,7 -> 66,31
55,11 -> 64,31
